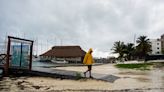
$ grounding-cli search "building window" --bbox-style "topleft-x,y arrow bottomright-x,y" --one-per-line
157,43 -> 159,45
157,47 -> 159,50
156,52 -> 160,54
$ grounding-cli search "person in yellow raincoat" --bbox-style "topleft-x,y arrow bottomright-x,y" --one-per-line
83,48 -> 94,78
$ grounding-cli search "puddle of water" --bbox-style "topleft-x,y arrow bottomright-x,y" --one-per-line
134,77 -> 151,82
114,67 -> 164,91
150,69 -> 164,90
162,76 -> 164,80
118,71 -> 149,75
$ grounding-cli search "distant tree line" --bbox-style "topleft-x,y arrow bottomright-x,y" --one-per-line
112,35 -> 152,62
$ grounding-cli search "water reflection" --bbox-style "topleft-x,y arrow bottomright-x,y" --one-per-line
32,60 -> 56,67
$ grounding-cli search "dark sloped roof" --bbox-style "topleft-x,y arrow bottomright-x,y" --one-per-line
40,46 -> 86,57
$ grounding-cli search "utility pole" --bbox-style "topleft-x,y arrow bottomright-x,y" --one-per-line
36,37 -> 38,56
54,37 -> 56,46
60,39 -> 63,46
134,34 -> 136,46
47,39 -> 48,50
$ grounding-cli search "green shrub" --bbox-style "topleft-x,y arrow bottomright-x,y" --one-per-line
75,72 -> 82,80
115,63 -> 153,70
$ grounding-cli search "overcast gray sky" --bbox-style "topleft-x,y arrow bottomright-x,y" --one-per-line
0,0 -> 164,57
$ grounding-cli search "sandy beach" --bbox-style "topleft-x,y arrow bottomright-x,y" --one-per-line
55,64 -> 164,91
0,64 -> 164,92
0,76 -> 163,92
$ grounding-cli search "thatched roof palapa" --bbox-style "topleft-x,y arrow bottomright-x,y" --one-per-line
40,46 -> 86,58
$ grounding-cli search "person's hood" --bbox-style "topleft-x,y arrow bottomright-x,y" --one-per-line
88,48 -> 93,53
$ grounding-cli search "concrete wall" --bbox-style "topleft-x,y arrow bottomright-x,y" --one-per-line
40,56 -> 83,63
55,57 -> 80,61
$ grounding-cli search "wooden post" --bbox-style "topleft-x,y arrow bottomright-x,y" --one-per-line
29,41 -> 33,71
5,37 -> 11,76
20,43 -> 23,67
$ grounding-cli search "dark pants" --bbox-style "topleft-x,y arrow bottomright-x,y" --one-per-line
88,65 -> 92,71
84,65 -> 93,78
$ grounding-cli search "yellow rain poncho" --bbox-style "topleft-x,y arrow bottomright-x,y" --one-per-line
83,48 -> 94,65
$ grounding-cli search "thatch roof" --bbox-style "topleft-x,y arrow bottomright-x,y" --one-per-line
40,46 -> 86,58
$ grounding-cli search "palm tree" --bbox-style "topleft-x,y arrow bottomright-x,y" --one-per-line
136,36 -> 151,59
124,43 -> 135,60
112,41 -> 126,62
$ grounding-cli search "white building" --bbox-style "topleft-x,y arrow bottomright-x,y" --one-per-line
161,34 -> 164,53
150,39 -> 161,55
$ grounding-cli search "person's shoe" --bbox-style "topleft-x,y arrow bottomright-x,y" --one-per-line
84,72 -> 86,77
89,76 -> 93,79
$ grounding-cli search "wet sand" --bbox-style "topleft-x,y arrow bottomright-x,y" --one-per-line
0,64 -> 164,92
0,76 -> 164,92
55,64 -> 164,91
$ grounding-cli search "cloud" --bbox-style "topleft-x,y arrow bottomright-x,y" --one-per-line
92,49 -> 110,58
0,0 -> 164,57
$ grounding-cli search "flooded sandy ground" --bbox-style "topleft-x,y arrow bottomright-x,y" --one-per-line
55,64 -> 164,91
0,64 -> 164,92
0,76 -> 163,92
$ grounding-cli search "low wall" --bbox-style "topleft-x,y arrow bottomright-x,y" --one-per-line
145,55 -> 164,61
